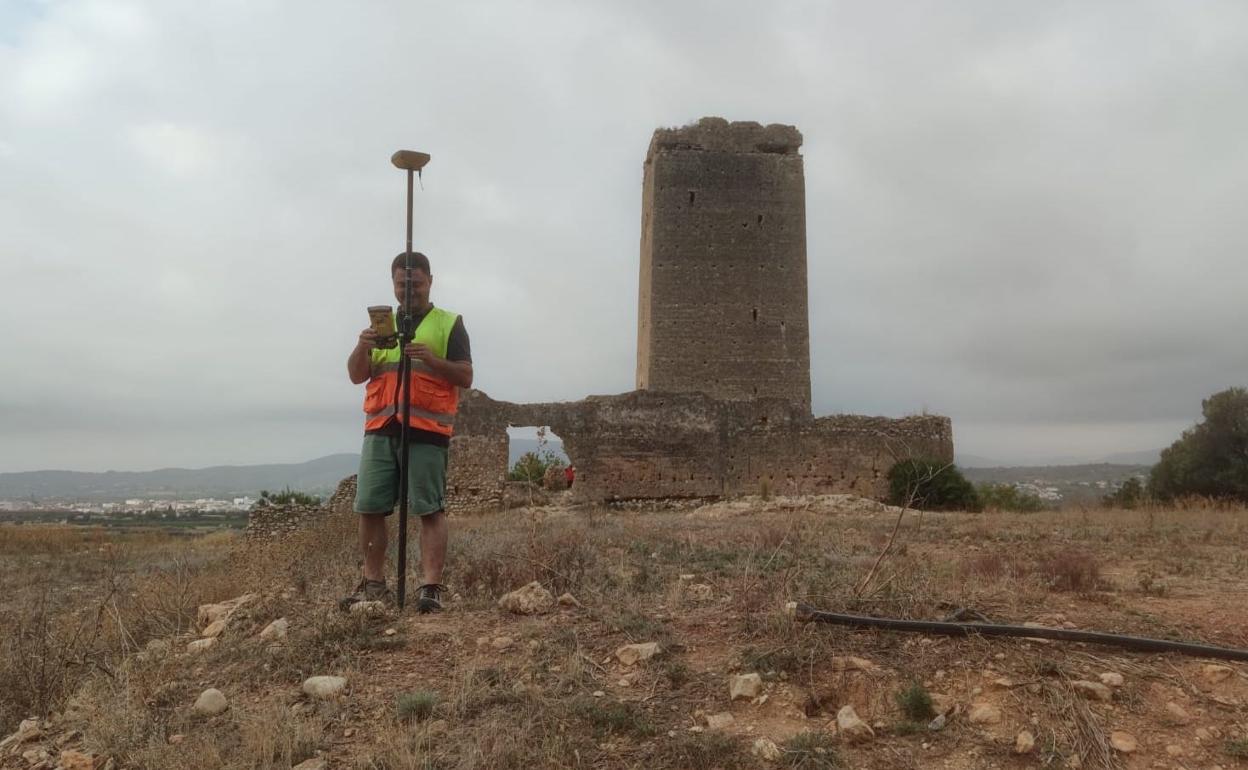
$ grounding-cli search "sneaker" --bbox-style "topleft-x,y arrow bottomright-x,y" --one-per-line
415,583 -> 446,614
338,579 -> 392,611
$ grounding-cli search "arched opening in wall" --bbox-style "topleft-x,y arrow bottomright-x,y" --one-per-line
506,425 -> 573,496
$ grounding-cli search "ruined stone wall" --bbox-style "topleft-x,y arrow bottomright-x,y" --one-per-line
637,117 -> 811,412
246,503 -> 327,538
725,415 -> 955,500
246,475 -> 354,537
449,389 -> 952,510
446,433 -> 508,513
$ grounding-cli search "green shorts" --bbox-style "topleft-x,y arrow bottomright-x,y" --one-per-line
354,434 -> 448,516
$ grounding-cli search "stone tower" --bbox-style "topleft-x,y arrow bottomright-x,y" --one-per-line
636,117 -> 811,412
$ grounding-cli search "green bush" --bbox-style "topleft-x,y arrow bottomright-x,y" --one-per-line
1103,477 -> 1145,509
895,681 -> 936,721
507,451 -> 564,484
1149,387 -> 1248,502
977,483 -> 1044,512
396,690 -> 439,721
256,486 -> 321,507
887,459 -> 981,511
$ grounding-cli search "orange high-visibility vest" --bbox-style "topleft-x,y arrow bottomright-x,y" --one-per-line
362,306 -> 459,436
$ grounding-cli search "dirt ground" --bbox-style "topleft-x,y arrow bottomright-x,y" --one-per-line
2,497 -> 1247,769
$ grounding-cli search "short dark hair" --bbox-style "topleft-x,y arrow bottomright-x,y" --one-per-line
391,251 -> 431,276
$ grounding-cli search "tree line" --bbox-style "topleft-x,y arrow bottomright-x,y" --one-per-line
889,387 -> 1248,511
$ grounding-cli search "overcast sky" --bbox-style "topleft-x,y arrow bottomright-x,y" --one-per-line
2,0 -> 1246,472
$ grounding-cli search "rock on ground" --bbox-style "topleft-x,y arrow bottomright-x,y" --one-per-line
194,688 -> 229,716
302,676 -> 348,699
968,703 -> 1002,725
1015,731 -> 1036,754
557,592 -> 581,607
196,593 -> 257,629
259,618 -> 289,641
730,673 -> 763,701
1110,731 -> 1138,753
751,738 -> 782,761
186,637 -> 217,654
14,718 -> 41,744
292,759 -> 327,770
1202,664 -> 1234,684
836,705 -> 874,743
1165,701 -> 1191,724
1099,671 -> 1124,687
349,600 -> 387,616
705,712 -> 734,730
1071,680 -> 1113,702
497,582 -> 555,615
615,642 -> 661,666
58,750 -> 95,770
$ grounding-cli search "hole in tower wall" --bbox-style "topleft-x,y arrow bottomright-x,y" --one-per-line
751,308 -> 758,322
689,191 -> 696,204
757,214 -> 764,224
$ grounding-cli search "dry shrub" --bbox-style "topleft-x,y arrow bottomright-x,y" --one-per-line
0,589 -> 110,728
0,523 -> 247,733
405,694 -> 587,770
235,702 -> 324,769
646,732 -> 750,769
959,551 -> 1031,581
448,518 -> 600,601
1034,549 -> 1103,593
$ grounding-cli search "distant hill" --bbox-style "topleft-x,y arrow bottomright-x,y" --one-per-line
1099,448 -> 1161,465
961,463 -> 1150,485
1,440 -> 571,502
961,463 -> 1150,504
956,453 -> 1008,468
959,450 -> 1161,468
0,454 -> 361,502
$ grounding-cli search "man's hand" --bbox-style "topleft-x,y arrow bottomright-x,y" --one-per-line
357,328 -> 381,351
348,328 -> 378,384
398,343 -> 472,388
404,342 -> 437,365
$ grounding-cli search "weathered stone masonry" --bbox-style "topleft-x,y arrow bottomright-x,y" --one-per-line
448,390 -> 952,511
245,476 -> 357,537
441,117 -> 955,511
638,119 -> 811,411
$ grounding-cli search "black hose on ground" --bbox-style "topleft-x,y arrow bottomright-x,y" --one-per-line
794,605 -> 1248,663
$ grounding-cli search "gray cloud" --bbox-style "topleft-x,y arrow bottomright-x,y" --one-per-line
2,0 -> 1246,471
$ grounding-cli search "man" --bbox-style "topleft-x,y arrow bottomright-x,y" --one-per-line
341,252 -> 472,613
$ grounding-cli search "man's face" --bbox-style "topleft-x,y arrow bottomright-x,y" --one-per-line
392,267 -> 432,309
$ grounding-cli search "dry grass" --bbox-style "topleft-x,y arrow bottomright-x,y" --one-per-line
0,525 -> 238,729
1034,548 -> 1105,593
5,499 -> 1248,769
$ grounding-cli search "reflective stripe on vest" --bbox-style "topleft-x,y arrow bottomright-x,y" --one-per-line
362,306 -> 460,436
365,403 -> 455,427
370,359 -> 437,377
